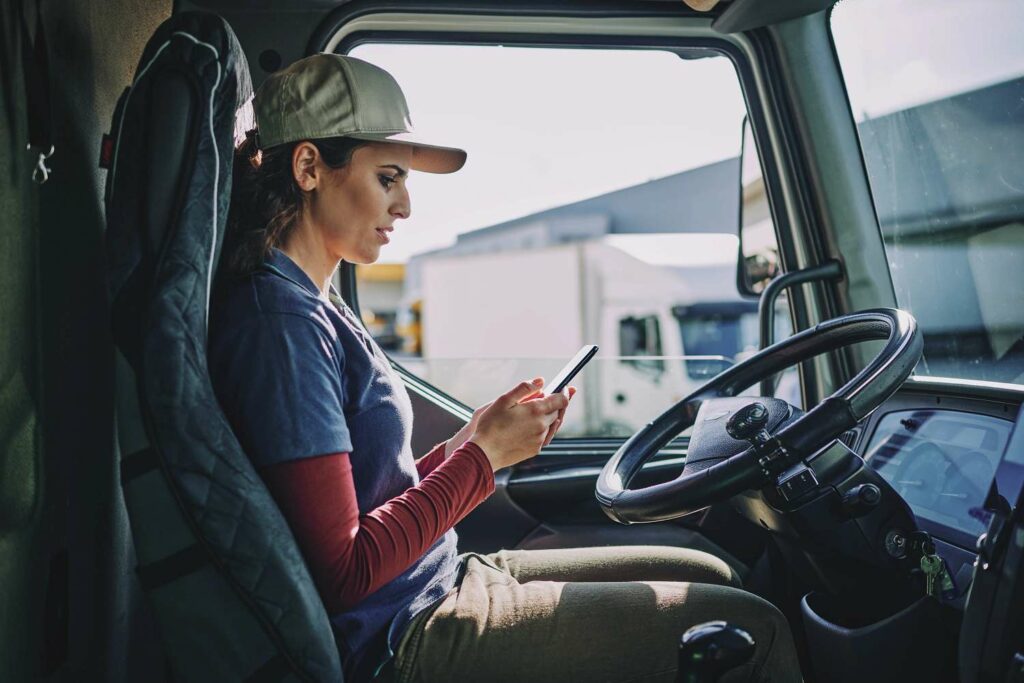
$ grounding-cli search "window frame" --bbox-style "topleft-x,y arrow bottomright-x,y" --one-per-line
317,12 -> 816,435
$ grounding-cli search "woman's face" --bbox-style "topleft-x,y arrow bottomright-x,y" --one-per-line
305,142 -> 413,265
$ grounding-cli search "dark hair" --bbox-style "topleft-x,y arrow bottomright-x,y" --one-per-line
220,131 -> 367,277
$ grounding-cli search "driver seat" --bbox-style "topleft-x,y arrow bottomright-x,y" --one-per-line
104,12 -> 344,681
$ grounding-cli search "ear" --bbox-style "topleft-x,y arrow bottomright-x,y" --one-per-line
292,141 -> 320,192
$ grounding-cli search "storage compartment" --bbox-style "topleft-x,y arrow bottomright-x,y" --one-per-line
800,592 -> 956,683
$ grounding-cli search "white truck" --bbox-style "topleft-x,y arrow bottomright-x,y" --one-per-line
403,239 -> 766,437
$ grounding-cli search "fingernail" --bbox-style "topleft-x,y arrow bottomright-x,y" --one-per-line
532,378 -> 544,385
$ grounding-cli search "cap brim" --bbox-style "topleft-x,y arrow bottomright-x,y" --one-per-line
348,132 -> 467,174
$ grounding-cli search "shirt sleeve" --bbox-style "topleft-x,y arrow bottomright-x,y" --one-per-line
414,441 -> 448,478
260,442 -> 495,613
211,312 -> 352,468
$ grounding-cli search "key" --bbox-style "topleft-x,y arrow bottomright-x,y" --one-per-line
920,553 -> 942,597
938,559 -> 956,598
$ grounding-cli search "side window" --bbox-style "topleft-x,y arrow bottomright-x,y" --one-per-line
356,265 -> 404,352
349,43 -> 784,437
619,315 -> 665,374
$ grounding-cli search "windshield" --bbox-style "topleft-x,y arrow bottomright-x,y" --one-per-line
831,0 -> 1024,385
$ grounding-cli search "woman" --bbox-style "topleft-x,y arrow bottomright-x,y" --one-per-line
209,53 -> 800,683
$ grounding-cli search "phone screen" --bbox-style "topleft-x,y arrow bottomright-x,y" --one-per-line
542,345 -> 599,395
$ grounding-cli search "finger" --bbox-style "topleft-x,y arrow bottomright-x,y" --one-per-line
524,384 -> 576,405
555,400 -> 568,425
541,389 -> 574,446
498,378 -> 544,407
539,392 -> 570,413
542,418 -> 562,447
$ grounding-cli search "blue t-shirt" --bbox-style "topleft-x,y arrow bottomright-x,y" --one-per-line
208,248 -> 460,667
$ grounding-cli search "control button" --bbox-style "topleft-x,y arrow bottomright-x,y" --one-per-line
842,483 -> 882,517
726,402 -> 769,442
776,466 -> 818,502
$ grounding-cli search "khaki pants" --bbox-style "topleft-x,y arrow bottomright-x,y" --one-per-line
392,546 -> 801,683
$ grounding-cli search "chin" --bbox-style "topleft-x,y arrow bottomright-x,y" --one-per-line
351,249 -> 381,266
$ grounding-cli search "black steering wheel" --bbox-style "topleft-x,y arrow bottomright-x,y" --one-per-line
595,308 -> 923,524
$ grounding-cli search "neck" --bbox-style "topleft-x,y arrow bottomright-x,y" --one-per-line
279,219 -> 340,297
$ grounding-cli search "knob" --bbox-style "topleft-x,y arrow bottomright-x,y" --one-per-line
676,621 -> 756,683
726,402 -> 770,443
841,483 -> 881,517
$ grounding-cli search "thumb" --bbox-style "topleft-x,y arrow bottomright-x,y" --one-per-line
499,378 -> 544,406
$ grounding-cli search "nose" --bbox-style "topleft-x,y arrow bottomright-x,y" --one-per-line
391,184 -> 411,220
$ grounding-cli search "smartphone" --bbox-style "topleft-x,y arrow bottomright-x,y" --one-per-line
542,345 -> 599,396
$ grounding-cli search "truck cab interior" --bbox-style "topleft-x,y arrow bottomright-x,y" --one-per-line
2,0 -> 1023,681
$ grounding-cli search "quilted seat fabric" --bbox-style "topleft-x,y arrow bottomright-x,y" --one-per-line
105,12 -> 343,681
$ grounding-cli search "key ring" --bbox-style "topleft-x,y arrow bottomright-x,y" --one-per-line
28,143 -> 55,184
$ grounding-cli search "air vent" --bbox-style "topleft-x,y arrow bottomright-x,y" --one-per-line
839,428 -> 861,449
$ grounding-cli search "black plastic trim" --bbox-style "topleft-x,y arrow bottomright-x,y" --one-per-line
714,0 -> 834,34
752,27 -> 851,407
901,377 -> 1024,404
307,0 -> 709,56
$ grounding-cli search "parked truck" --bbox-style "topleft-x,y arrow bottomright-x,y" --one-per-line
401,239 -> 774,436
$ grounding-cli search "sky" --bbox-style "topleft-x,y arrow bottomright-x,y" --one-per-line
350,45 -> 747,263
349,0 -> 1024,265
832,0 -> 1024,120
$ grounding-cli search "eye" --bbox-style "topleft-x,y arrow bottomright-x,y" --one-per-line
378,174 -> 398,189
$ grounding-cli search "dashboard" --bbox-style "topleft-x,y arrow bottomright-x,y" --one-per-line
864,409 -> 1011,540
852,377 -> 1023,602
855,378 -> 1021,547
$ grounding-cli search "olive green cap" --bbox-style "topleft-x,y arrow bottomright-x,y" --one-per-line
253,53 -> 467,173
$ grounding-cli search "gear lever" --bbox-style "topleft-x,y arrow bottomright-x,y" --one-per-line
676,621 -> 756,683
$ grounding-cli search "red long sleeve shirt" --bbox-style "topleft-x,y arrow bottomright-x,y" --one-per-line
259,440 -> 494,614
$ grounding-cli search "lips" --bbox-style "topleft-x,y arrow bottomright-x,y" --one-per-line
375,227 -> 392,244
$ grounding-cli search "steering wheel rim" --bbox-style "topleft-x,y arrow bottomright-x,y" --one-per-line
595,308 -> 922,524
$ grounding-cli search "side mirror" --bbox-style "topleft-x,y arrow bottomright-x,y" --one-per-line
736,116 -> 781,296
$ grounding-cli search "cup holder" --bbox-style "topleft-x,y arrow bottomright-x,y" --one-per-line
800,592 -> 954,683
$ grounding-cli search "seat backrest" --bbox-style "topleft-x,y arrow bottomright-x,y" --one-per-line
104,12 -> 343,682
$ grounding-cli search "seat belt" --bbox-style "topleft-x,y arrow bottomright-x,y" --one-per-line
20,0 -> 54,184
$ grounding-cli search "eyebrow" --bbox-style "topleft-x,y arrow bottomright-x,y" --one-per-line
378,164 -> 408,178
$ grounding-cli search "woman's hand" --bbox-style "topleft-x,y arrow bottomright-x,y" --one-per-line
444,402 -> 492,458
447,382 -> 576,457
470,378 -> 574,471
